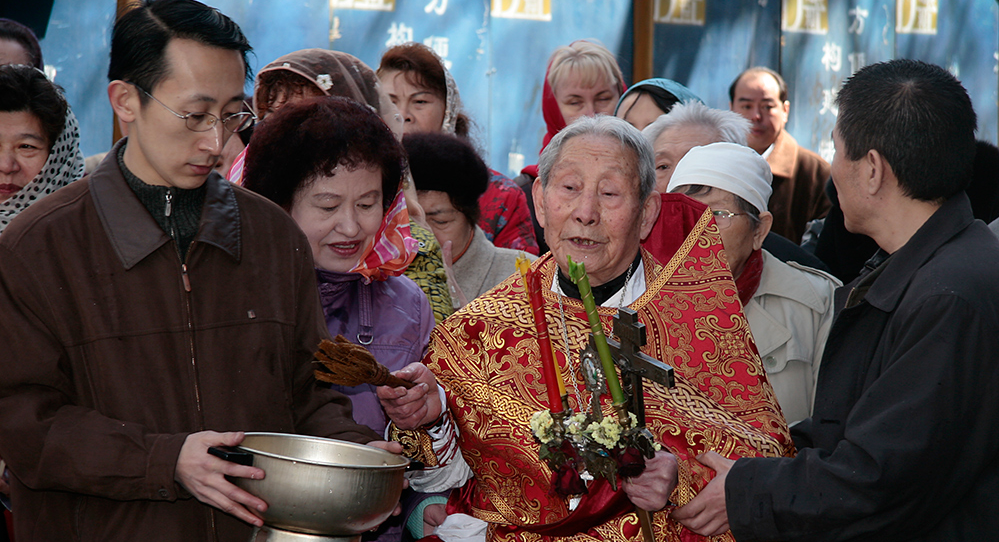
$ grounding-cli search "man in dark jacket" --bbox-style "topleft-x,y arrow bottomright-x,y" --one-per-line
674,60 -> 999,540
0,2 -> 389,540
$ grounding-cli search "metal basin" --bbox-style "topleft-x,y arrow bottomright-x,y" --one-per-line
226,432 -> 408,536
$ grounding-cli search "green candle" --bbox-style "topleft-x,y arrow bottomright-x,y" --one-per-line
566,256 -> 626,405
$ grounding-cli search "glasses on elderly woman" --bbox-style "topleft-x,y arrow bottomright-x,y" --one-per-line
711,209 -> 751,229
128,83 -> 256,133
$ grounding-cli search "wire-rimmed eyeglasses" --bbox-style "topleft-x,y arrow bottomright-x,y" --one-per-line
711,209 -> 751,229
128,82 -> 256,133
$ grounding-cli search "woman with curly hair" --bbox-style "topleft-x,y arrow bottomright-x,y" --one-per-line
243,96 -> 436,542
230,48 -> 454,324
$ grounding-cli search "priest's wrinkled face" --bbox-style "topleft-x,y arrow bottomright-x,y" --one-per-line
534,132 -> 659,287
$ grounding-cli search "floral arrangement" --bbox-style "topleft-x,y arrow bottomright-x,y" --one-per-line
530,408 -> 660,497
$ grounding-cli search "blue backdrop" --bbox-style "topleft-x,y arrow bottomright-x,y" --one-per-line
35,0 -> 998,171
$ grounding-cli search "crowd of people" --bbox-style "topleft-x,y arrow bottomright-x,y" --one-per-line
1,1 -> 998,541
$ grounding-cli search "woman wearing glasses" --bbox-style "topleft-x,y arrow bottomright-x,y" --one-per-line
667,142 -> 839,425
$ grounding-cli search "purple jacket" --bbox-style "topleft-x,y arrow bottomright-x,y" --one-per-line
317,269 -> 433,435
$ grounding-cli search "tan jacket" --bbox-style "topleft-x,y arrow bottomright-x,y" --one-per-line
452,226 -> 533,302
767,130 -> 832,243
744,250 -> 840,424
0,142 -> 376,542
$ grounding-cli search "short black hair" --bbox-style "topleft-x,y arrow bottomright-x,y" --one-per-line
243,96 -> 405,212
403,132 -> 488,226
835,59 -> 977,202
0,18 -> 43,69
729,67 -> 787,103
0,64 -> 67,151
108,0 -> 252,104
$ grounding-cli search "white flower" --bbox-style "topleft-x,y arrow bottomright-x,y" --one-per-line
316,74 -> 333,91
530,410 -> 555,443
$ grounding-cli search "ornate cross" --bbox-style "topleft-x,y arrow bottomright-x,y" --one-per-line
607,308 -> 675,424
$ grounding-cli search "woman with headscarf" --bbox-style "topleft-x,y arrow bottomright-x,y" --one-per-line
378,42 -> 539,256
513,40 -> 626,254
614,77 -> 702,131
231,49 -> 454,324
243,97 -> 435,542
0,64 -> 84,234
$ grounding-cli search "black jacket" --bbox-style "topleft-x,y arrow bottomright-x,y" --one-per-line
725,192 -> 999,541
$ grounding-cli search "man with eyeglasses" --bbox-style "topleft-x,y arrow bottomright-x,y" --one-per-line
666,142 -> 840,425
0,1 -> 390,541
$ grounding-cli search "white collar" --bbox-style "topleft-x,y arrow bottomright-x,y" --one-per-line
549,260 -> 646,308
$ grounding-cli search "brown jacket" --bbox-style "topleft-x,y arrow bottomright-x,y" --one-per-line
766,130 -> 831,243
0,142 -> 377,541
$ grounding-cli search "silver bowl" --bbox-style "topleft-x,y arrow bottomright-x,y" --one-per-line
224,432 -> 408,535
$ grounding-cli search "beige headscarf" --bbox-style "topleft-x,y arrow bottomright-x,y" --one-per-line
253,49 -> 403,137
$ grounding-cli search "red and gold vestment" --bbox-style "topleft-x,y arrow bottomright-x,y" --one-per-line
421,203 -> 794,541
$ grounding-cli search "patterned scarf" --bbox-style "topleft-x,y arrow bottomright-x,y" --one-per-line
0,108 -> 84,233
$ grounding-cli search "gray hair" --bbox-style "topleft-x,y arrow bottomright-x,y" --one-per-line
642,101 -> 750,148
539,115 -> 656,201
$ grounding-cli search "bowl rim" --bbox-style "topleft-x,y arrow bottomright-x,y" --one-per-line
237,432 -> 410,469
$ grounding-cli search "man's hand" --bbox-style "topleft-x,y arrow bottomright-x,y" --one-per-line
175,431 -> 267,527
365,440 -> 408,518
622,450 -> 679,511
376,363 -> 442,430
672,451 -> 734,536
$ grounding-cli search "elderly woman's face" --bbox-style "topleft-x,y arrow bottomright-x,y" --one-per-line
0,110 -> 49,204
290,165 -> 384,273
652,124 -> 719,192
419,190 -> 474,262
683,188 -> 766,279
534,134 -> 659,286
554,72 -> 620,126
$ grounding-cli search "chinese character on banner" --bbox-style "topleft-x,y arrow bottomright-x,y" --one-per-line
896,0 -> 937,35
330,16 -> 342,42
491,0 -> 551,21
847,6 -> 869,34
423,36 -> 452,70
821,42 -> 842,72
386,22 -> 413,48
330,0 -> 395,11
425,0 -> 447,15
782,0 -> 828,34
819,87 -> 839,116
848,52 -> 866,75
654,0 -> 706,26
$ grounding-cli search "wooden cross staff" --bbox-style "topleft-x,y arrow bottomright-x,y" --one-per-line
605,307 -> 675,424
584,308 -> 675,542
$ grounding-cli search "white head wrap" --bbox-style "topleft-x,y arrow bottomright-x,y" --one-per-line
666,142 -> 773,213
0,107 -> 85,233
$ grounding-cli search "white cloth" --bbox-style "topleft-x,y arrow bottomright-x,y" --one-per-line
667,141 -> 773,213
743,250 -> 840,424
434,513 -> 488,542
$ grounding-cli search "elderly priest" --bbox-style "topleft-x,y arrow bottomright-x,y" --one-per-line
379,116 -> 794,542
